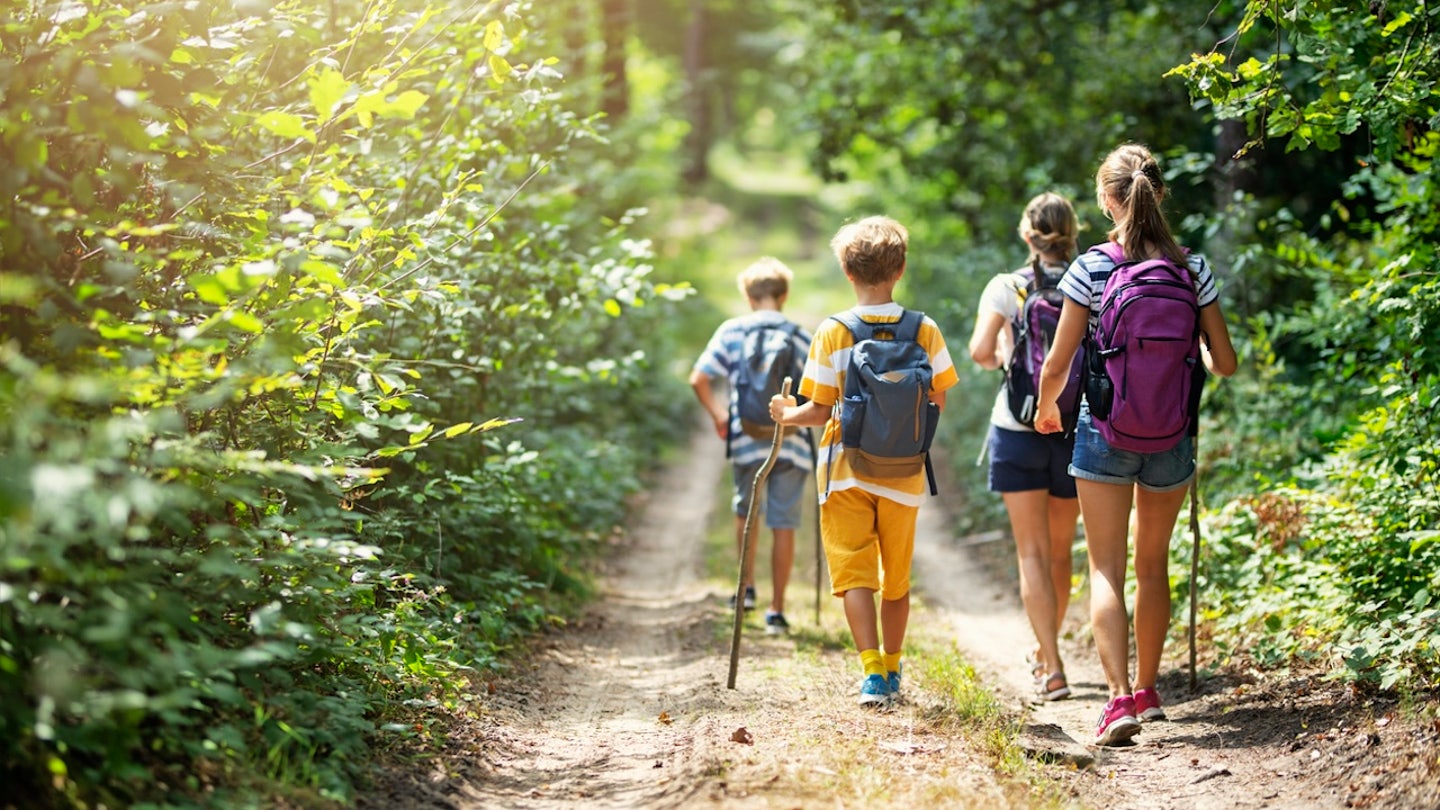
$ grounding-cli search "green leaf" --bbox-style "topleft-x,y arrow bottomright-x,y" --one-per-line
476,417 -> 522,432
309,68 -> 351,126
384,90 -> 429,120
487,55 -> 511,81
1381,11 -> 1413,37
254,111 -> 315,143
483,20 -> 505,52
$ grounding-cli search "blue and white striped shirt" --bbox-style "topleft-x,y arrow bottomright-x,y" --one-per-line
692,310 -> 815,470
1058,247 -> 1219,326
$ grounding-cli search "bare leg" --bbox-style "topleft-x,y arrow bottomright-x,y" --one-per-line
843,588 -> 879,652
1132,485 -> 1188,690
880,593 -> 910,655
1048,495 -> 1080,631
1076,478 -> 1136,698
1003,490 -> 1063,677
770,528 -> 796,613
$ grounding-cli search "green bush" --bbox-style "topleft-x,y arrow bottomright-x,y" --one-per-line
0,2 -> 690,806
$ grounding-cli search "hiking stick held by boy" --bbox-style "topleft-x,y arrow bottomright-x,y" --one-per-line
770,216 -> 959,708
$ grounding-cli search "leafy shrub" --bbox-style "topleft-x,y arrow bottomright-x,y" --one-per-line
0,2 -> 690,807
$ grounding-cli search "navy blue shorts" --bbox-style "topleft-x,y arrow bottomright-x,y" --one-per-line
987,425 -> 1078,498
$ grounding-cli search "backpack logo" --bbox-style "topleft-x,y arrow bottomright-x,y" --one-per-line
734,320 -> 805,441
833,310 -> 939,491
1086,242 -> 1203,453
1004,266 -> 1084,432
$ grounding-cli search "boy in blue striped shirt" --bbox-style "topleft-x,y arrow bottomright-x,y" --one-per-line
690,257 -> 814,634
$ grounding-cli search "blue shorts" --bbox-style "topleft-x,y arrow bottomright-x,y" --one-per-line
987,425 -> 1077,498
733,460 -> 809,529
1068,406 -> 1195,492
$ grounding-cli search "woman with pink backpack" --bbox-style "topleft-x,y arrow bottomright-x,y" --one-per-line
1034,143 -> 1238,747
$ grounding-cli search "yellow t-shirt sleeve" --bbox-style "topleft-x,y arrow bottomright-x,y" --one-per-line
798,319 -> 847,407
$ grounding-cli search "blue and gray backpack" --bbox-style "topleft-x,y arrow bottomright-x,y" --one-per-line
832,310 -> 939,495
730,319 -> 807,454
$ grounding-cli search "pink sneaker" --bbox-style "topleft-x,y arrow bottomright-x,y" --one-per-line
1095,695 -> 1141,746
1134,687 -> 1167,721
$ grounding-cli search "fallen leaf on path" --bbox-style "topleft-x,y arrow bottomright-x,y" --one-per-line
731,726 -> 754,745
879,739 -> 944,755
658,711 -> 672,725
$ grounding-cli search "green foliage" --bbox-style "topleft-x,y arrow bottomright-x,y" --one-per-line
0,1 -> 689,806
1163,1 -> 1440,689
1192,486 -> 1440,691
782,0 -> 1216,240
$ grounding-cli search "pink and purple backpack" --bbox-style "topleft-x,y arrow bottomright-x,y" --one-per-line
1005,265 -> 1084,434
1085,242 -> 1204,453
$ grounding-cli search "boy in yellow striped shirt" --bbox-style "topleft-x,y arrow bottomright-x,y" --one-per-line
770,216 -> 959,707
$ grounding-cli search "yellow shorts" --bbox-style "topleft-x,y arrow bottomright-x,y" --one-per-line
819,487 -> 917,601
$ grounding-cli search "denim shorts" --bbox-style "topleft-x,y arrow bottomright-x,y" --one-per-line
733,460 -> 809,529
987,425 -> 1077,498
1068,405 -> 1195,492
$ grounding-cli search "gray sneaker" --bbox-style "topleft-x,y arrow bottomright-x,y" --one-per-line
728,585 -> 757,612
764,611 -> 790,635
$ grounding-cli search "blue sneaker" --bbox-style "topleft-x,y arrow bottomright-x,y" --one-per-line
858,673 -> 891,708
887,664 -> 902,703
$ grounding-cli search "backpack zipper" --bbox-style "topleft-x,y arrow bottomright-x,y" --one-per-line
913,387 -> 922,442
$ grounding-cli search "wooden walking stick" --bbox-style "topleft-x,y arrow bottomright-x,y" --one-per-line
809,430 -> 823,626
727,377 -> 792,690
1188,468 -> 1201,692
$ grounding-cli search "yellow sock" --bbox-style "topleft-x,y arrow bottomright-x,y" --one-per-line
859,648 -> 885,677
883,650 -> 903,675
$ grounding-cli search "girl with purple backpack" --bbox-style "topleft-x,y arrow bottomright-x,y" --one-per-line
967,192 -> 1082,703
1034,143 -> 1237,746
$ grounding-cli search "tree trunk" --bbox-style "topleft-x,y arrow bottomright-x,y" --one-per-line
682,0 -> 710,184
601,0 -> 630,120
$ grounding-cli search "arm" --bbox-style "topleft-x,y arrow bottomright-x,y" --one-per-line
770,395 -> 832,428
967,309 -> 1009,370
929,388 -> 947,412
1033,298 -> 1088,434
688,368 -> 729,439
1198,303 -> 1237,377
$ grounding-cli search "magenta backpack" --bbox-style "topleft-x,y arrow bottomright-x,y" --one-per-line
1085,242 -> 1203,453
1004,265 -> 1085,433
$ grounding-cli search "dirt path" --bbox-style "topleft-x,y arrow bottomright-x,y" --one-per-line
911,473 -> 1440,810
361,428 -> 1440,809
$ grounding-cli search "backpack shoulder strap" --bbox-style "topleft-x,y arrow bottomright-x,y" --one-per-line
1091,241 -> 1126,265
830,310 -> 868,341
893,309 -> 925,342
